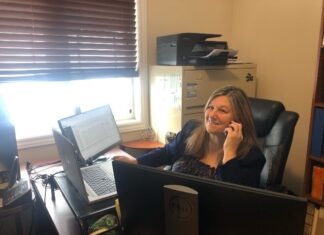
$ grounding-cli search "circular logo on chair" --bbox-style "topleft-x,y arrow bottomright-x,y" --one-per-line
168,196 -> 192,220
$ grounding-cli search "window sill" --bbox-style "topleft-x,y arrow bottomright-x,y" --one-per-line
17,120 -> 149,150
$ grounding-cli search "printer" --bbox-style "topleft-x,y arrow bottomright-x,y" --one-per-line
156,33 -> 237,66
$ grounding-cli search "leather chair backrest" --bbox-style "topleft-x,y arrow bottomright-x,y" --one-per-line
249,98 -> 299,189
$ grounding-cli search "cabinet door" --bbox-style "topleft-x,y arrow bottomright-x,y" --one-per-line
150,65 -> 257,144
182,66 -> 256,116
149,66 -> 182,143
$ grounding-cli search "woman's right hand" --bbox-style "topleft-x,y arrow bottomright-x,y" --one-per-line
112,155 -> 138,164
223,121 -> 243,164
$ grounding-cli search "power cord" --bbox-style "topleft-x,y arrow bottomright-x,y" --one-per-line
26,160 -> 61,175
26,160 -> 63,203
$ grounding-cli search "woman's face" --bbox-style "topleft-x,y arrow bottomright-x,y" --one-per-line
204,95 -> 234,134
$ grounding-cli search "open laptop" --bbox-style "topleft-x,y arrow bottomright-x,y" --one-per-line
54,105 -> 121,203
53,129 -> 117,204
58,105 -> 122,166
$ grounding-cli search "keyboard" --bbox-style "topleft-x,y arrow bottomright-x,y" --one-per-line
81,165 -> 116,196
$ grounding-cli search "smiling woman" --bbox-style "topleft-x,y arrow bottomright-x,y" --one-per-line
114,86 -> 266,188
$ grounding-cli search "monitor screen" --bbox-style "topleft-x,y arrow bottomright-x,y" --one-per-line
58,105 -> 121,163
112,161 -> 307,235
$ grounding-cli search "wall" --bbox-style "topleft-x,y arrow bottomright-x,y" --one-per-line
231,0 -> 323,194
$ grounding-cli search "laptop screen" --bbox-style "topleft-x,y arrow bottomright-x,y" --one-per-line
58,105 -> 121,163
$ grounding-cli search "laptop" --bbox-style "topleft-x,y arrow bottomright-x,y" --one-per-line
58,105 -> 122,166
54,105 -> 121,203
53,129 -> 117,204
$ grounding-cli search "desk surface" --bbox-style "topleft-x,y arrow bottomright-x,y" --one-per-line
31,148 -> 131,235
32,164 -> 80,235
121,140 -> 164,150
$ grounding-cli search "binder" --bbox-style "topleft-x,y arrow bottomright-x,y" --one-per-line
311,108 -> 324,156
311,166 -> 324,200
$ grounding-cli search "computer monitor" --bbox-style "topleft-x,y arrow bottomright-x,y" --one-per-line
112,161 -> 307,235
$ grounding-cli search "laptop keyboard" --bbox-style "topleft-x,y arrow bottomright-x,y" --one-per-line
81,164 -> 116,196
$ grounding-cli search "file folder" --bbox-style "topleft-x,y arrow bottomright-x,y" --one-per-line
311,108 -> 324,156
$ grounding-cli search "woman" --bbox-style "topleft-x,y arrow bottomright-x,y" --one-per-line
114,86 -> 266,188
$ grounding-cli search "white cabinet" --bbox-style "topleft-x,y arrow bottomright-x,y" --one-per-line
149,64 -> 257,143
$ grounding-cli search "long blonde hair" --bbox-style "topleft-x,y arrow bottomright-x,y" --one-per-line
185,85 -> 258,159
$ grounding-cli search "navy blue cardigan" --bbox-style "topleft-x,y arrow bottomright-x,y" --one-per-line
137,120 -> 266,188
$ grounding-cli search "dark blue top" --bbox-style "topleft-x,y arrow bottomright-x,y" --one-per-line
138,120 -> 266,188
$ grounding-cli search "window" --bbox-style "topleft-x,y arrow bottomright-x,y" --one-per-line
0,0 -> 148,145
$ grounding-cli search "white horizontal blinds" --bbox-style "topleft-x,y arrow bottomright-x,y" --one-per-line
0,0 -> 138,81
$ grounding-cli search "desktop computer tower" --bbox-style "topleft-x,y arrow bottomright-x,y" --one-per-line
149,64 -> 257,144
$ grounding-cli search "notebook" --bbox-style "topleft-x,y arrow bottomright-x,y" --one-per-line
53,129 -> 117,204
54,105 -> 121,204
58,105 -> 121,166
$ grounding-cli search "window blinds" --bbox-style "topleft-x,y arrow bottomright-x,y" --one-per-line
0,0 -> 138,81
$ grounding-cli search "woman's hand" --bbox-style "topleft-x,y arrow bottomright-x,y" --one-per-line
112,155 -> 138,164
223,121 -> 243,164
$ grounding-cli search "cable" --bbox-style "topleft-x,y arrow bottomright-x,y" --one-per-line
27,159 -> 61,175
26,159 -> 62,183
26,159 -> 63,203
41,171 -> 63,203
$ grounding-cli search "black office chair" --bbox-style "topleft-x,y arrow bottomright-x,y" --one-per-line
249,97 -> 299,192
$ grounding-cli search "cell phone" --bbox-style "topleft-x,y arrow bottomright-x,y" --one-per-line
224,122 -> 235,136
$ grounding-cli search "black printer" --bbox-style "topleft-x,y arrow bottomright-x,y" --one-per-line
157,33 -> 237,66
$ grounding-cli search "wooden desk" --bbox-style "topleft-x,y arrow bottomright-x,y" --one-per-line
31,163 -> 80,235
121,140 -> 164,150
120,140 -> 164,158
30,148 -> 131,235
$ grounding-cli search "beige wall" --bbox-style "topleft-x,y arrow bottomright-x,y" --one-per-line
19,0 -> 322,195
19,144 -> 60,165
231,0 -> 322,194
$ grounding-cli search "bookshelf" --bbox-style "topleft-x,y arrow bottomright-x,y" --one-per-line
303,2 -> 324,207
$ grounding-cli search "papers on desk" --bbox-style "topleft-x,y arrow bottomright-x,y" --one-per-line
200,49 -> 238,59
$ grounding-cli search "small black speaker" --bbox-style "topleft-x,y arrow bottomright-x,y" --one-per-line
0,119 -> 18,172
